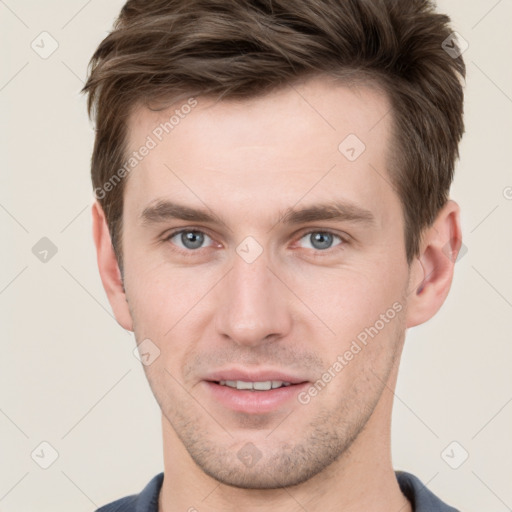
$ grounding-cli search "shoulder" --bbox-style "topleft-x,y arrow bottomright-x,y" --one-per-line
95,472 -> 164,512
396,470 -> 461,512
95,495 -> 138,512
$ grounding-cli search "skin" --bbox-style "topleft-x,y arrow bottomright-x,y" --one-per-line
92,75 -> 462,512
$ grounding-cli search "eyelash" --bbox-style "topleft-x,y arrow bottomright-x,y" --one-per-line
162,228 -> 348,256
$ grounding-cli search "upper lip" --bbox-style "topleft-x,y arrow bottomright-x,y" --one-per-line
203,368 -> 309,384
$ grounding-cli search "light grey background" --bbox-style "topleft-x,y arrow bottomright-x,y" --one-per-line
1,0 -> 511,510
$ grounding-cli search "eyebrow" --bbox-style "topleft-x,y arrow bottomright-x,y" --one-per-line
140,199 -> 375,228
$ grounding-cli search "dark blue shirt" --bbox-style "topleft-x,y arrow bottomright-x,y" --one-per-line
95,471 -> 460,511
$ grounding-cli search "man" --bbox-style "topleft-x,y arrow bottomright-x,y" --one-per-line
83,0 -> 465,510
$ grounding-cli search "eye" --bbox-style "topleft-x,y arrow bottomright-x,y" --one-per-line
163,228 -> 346,255
165,229 -> 214,251
297,230 -> 345,251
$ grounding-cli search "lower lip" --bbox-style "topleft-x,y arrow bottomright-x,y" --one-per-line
202,381 -> 309,414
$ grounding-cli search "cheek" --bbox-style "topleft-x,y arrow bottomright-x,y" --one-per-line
126,267 -> 205,391
125,260 -> 216,340
309,269 -> 407,388
289,260 -> 406,339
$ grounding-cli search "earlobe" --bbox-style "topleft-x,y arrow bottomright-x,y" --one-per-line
91,201 -> 134,332
406,200 -> 462,328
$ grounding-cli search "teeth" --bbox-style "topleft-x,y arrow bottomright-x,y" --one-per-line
218,380 -> 292,390
253,381 -> 272,390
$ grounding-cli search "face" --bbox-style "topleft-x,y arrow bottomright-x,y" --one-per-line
119,76 -> 412,488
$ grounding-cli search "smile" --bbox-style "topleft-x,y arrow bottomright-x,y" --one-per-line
216,380 -> 292,390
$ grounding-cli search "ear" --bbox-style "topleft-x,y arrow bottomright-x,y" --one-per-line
406,200 -> 462,328
91,201 -> 134,331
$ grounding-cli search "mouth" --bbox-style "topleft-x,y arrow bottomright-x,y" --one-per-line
211,379 -> 295,391
203,379 -> 310,413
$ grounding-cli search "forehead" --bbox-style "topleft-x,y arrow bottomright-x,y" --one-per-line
123,75 -> 396,227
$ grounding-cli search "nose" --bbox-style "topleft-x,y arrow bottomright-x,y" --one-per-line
214,248 -> 293,347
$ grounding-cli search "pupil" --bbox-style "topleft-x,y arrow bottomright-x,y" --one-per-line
182,231 -> 204,249
311,232 -> 332,250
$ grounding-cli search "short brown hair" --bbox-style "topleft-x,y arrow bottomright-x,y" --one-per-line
83,0 -> 465,271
